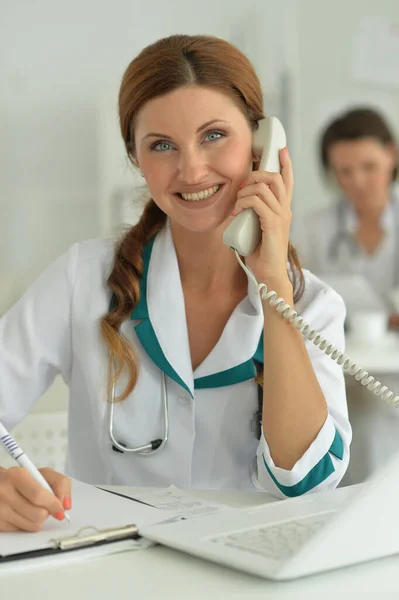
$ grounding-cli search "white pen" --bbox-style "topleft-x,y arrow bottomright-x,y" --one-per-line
0,421 -> 70,522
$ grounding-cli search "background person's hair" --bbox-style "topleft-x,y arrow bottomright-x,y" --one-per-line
101,34 -> 304,401
320,107 -> 398,181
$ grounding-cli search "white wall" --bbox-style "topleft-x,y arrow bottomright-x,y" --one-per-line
291,0 -> 399,217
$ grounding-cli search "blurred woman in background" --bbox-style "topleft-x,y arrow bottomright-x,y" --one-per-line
296,107 -> 399,325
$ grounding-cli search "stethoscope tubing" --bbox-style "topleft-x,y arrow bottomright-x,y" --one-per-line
108,359 -> 169,455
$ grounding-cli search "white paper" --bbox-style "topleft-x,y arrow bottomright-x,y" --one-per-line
352,19 -> 399,87
0,479 -> 168,558
132,485 -> 234,520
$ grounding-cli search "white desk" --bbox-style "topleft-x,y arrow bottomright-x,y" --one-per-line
2,486 -> 399,598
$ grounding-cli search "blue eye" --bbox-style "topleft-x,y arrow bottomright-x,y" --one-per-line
152,141 -> 174,152
205,131 -> 224,142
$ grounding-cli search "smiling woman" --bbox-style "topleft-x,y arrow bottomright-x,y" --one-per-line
132,85 -> 253,232
0,34 -> 351,533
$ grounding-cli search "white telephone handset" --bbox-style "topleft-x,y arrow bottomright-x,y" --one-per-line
223,117 -> 287,256
223,117 -> 399,408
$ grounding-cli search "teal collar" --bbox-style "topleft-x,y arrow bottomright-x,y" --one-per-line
130,235 -> 263,398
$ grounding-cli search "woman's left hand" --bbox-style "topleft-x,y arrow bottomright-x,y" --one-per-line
231,147 -> 293,288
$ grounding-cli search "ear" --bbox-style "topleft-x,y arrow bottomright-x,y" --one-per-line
130,155 -> 142,174
129,153 -> 139,167
133,159 -> 144,178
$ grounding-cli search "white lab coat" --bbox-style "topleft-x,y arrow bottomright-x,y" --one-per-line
292,189 -> 399,305
0,222 -> 351,497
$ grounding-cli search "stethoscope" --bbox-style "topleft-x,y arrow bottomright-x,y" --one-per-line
327,199 -> 358,261
107,292 -> 169,456
108,365 -> 169,456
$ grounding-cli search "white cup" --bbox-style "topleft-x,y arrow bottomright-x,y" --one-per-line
348,310 -> 387,343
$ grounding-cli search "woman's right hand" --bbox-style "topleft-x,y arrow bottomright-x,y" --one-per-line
0,466 -> 72,532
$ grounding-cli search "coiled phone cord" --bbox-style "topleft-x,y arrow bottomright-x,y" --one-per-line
236,251 -> 399,408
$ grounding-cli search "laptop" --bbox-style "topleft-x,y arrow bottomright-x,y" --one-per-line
140,449 -> 399,580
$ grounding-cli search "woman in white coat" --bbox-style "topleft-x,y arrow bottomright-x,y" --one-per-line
295,108 -> 399,323
0,34 -> 351,532
294,107 -> 399,485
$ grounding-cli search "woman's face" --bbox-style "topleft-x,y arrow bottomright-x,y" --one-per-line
328,138 -> 397,213
133,85 -> 253,233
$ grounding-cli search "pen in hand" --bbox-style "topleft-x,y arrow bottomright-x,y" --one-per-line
0,421 -> 71,523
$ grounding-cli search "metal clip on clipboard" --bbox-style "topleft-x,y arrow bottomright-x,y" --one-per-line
49,524 -> 140,550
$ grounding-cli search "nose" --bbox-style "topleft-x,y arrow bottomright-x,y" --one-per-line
176,148 -> 210,184
351,172 -> 368,191
344,170 -> 367,193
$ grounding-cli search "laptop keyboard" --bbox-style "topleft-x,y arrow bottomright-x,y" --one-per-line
209,511 -> 335,561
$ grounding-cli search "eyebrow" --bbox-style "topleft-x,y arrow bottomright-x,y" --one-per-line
142,119 -> 228,141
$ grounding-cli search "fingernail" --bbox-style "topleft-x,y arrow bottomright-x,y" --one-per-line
230,210 -> 236,216
63,496 -> 72,510
283,146 -> 289,154
54,511 -> 65,521
239,182 -> 246,189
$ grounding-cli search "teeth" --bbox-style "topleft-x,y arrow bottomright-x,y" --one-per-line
180,185 -> 220,201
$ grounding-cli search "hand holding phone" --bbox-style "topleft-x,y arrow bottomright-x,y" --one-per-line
223,117 -> 399,410
222,117 -> 287,256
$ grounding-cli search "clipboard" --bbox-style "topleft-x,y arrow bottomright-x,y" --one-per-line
0,524 -> 141,564
0,480 -> 167,565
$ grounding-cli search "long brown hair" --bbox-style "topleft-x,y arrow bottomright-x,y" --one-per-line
101,34 -> 304,401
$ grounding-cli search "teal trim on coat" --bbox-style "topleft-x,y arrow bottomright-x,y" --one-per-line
252,331 -> 264,363
328,428 -> 344,460
130,237 -> 192,396
130,238 -> 264,396
194,361 -> 256,389
134,319 -> 192,396
262,429 -> 344,497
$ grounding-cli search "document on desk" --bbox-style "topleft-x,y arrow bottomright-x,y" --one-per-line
0,479 -> 169,564
132,485 -> 235,520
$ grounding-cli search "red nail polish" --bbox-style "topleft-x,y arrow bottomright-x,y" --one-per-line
63,496 -> 72,510
54,511 -> 65,521
239,183 -> 245,189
